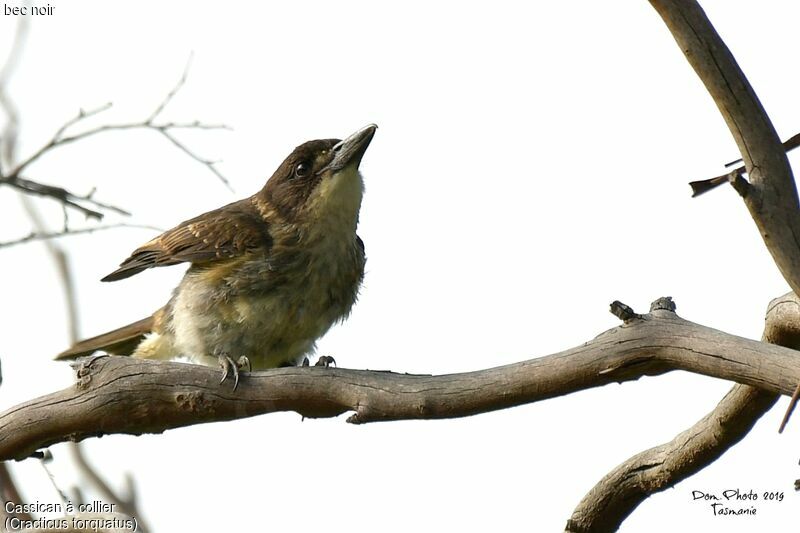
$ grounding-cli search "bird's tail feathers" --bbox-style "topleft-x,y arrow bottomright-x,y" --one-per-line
55,316 -> 154,360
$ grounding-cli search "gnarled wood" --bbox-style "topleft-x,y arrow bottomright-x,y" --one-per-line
565,292 -> 800,532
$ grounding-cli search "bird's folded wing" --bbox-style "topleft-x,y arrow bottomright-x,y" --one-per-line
102,199 -> 273,282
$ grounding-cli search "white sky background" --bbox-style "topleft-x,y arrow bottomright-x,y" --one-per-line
1,1 -> 800,531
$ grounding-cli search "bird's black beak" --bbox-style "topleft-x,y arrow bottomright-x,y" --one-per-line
329,124 -> 377,172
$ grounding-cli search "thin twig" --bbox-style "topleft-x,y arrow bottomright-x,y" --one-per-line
691,131 -> 800,197
154,127 -> 229,185
7,118 -> 230,181
1,175 -> 130,219
0,223 -> 162,249
53,102 -> 113,141
725,131 -> 800,167
7,101 -> 113,179
146,51 -> 192,123
5,54 -> 232,189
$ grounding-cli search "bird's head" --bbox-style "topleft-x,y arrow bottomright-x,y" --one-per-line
262,124 -> 376,226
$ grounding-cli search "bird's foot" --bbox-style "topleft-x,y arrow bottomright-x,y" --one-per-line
217,353 -> 251,391
301,355 -> 336,368
315,355 -> 336,367
237,355 -> 252,373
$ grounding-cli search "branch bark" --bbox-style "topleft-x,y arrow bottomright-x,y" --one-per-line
565,292 -> 800,532
651,0 -> 800,293
1,298 -> 798,461
561,3 -> 800,530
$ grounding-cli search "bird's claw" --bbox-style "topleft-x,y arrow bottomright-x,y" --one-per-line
217,353 -> 250,391
301,355 -> 336,367
315,355 -> 336,368
237,355 -> 252,373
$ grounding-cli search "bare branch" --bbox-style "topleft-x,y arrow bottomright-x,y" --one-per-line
562,4 -> 800,529
1,175 -> 130,220
651,0 -> 800,296
6,117 -> 230,184
0,463 -> 32,522
691,131 -> 800,197
153,127 -> 229,186
565,292 -> 800,532
567,386 -> 776,533
0,13 -> 29,85
0,13 -> 29,173
4,56 -> 232,189
146,52 -> 191,123
724,131 -> 800,168
1,298 -> 798,461
67,444 -> 150,533
53,102 -> 114,141
0,223 -> 162,249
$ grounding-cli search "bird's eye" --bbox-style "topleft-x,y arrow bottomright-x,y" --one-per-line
294,162 -> 311,178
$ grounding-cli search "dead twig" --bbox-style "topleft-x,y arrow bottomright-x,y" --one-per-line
4,56 -> 232,190
0,223 -> 162,249
690,131 -> 800,197
2,175 -> 130,220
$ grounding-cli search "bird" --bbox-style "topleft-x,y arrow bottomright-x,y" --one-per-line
57,124 -> 377,388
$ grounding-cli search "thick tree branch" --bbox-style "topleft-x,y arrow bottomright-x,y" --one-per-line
654,0 -> 800,435
651,0 -> 800,294
562,4 -> 800,530
1,298 -> 799,461
567,386 -> 775,533
565,292 -> 800,532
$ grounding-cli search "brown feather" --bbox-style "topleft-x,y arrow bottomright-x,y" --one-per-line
55,316 -> 154,360
101,198 -> 274,282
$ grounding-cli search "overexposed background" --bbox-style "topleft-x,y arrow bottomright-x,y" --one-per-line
1,1 -> 799,531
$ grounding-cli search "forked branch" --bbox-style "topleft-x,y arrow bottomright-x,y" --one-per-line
565,292 -> 800,532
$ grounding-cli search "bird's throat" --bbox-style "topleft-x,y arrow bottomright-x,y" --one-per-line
306,166 -> 364,233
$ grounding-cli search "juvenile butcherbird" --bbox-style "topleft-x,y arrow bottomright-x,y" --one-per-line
58,124 -> 377,388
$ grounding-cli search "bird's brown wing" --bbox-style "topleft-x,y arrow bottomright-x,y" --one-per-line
102,198 -> 273,282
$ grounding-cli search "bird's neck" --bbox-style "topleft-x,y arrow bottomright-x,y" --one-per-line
308,167 -> 363,234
